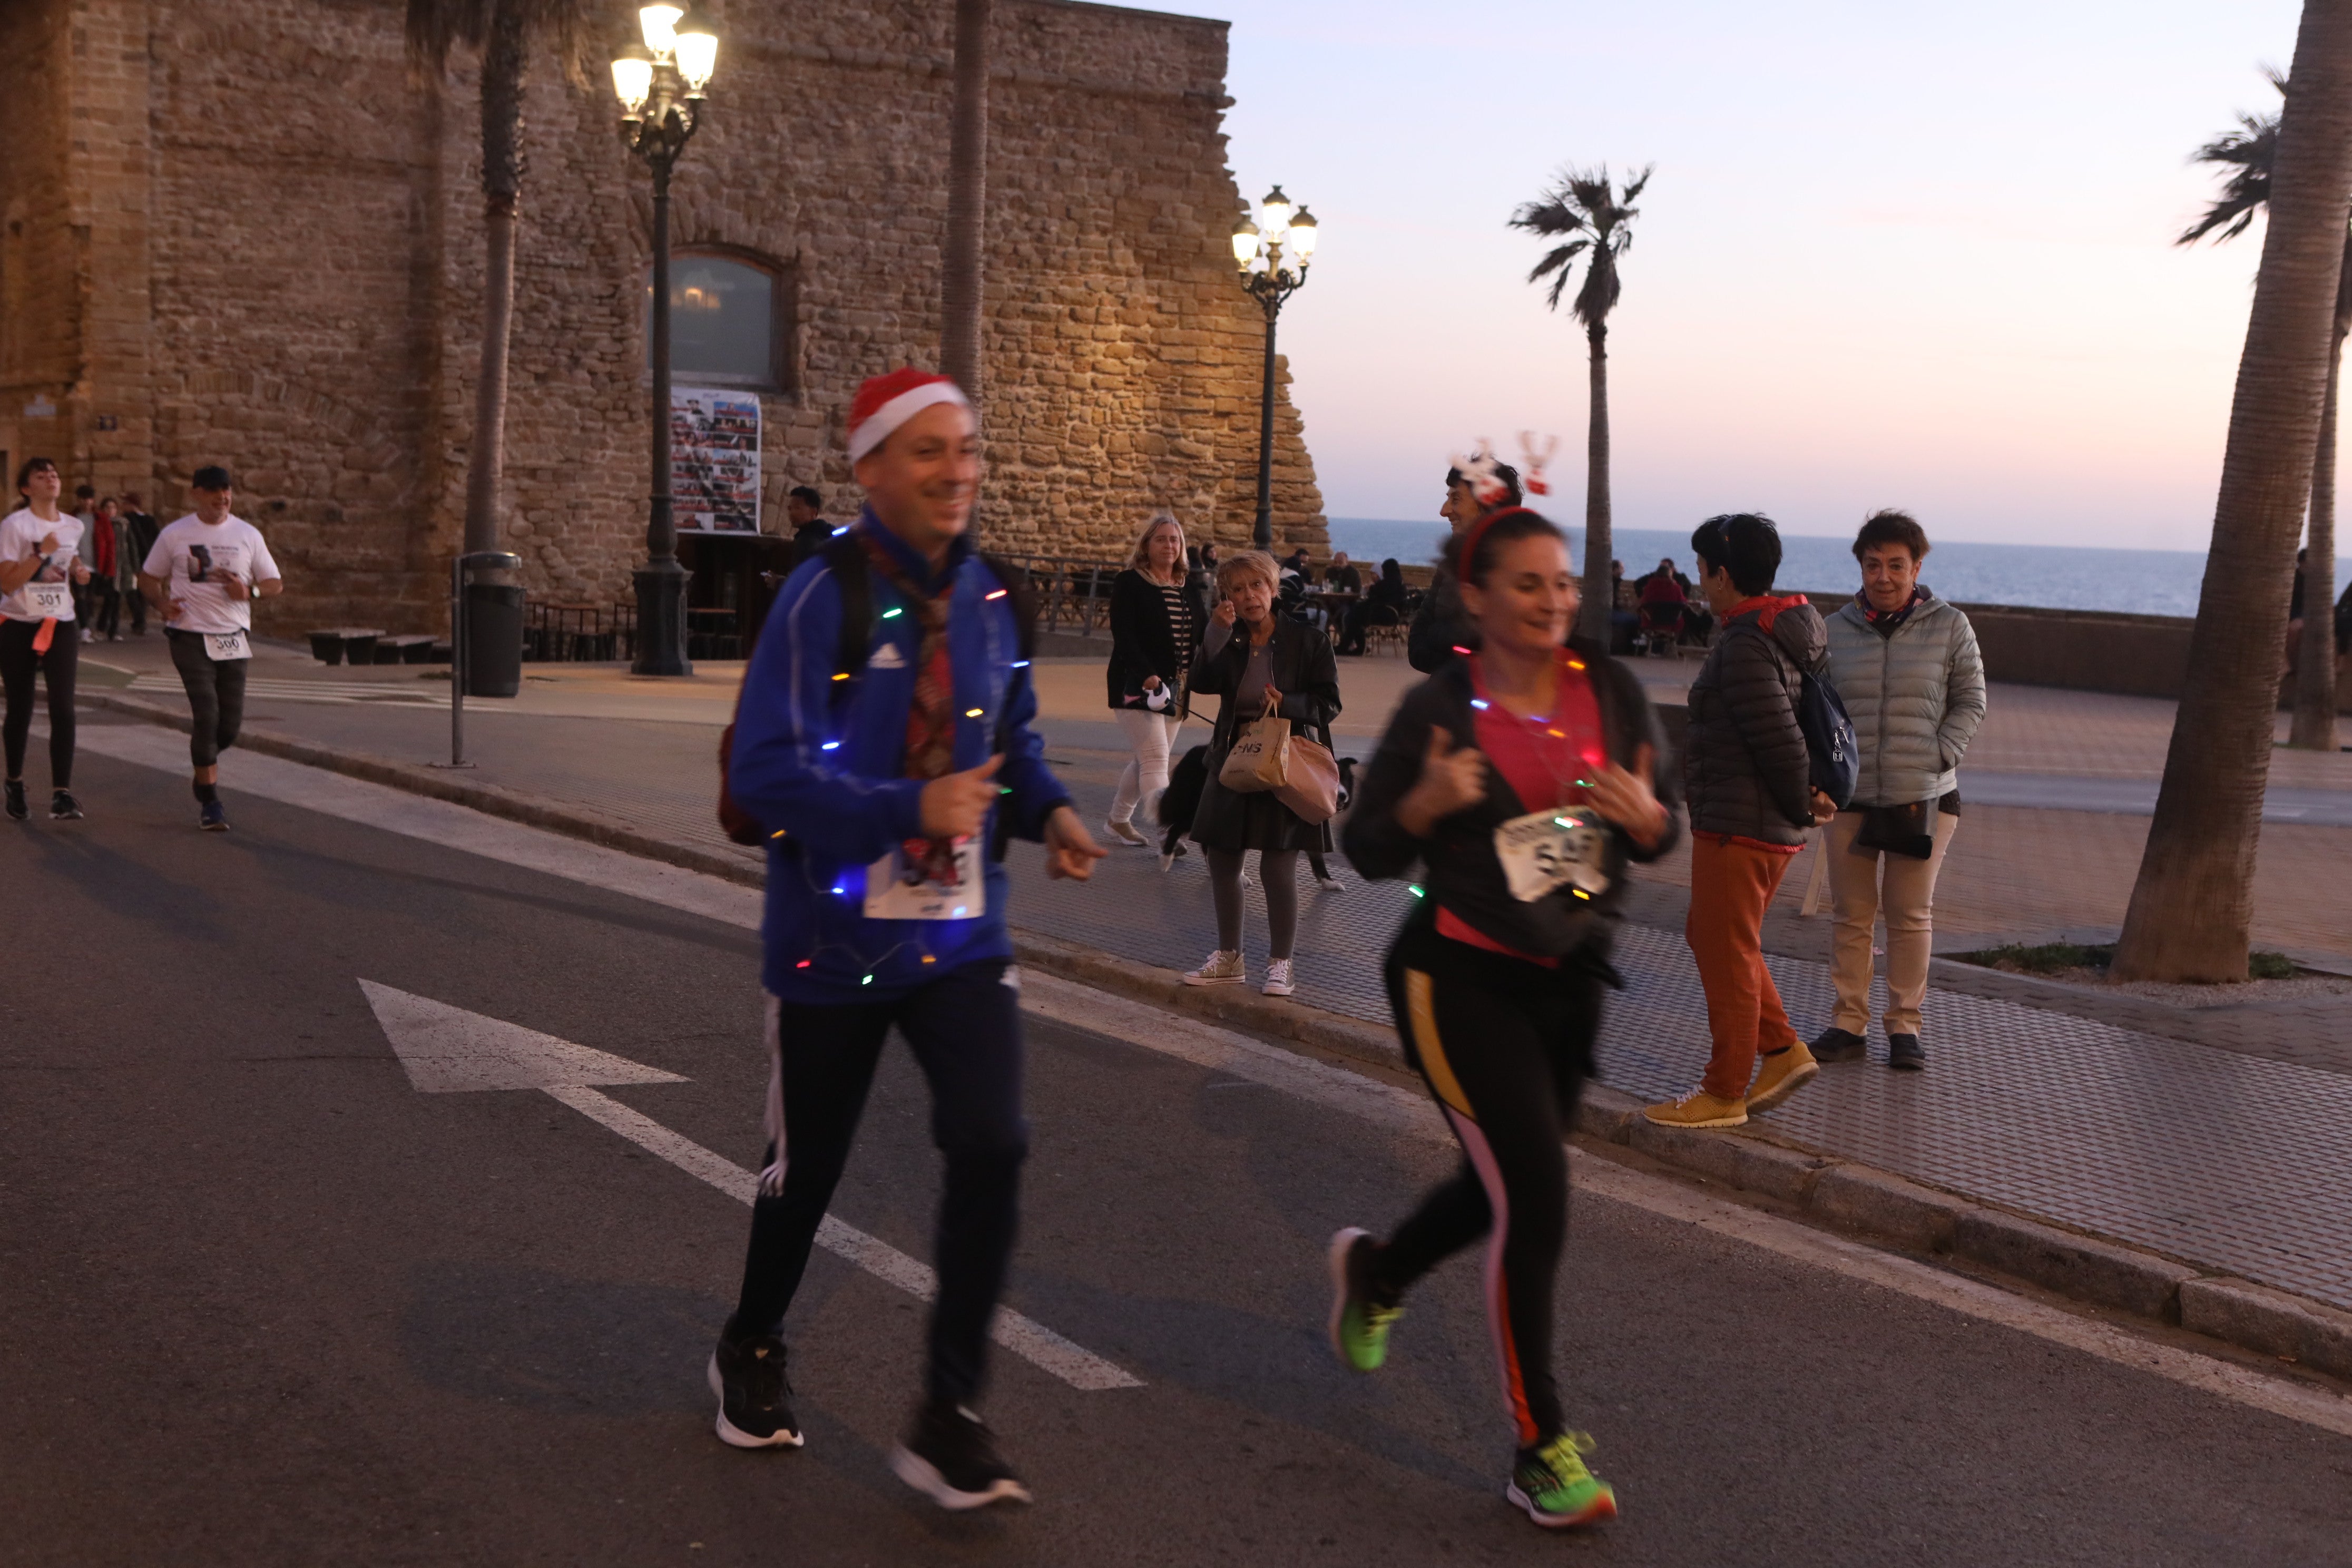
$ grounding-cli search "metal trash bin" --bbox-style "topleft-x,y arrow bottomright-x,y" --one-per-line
456,553 -> 524,699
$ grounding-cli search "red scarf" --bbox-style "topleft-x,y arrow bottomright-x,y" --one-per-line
91,517 -> 115,577
859,534 -> 963,884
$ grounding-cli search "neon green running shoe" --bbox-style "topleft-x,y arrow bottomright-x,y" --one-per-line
1326,1228 -> 1403,1373
1507,1432 -> 1619,1528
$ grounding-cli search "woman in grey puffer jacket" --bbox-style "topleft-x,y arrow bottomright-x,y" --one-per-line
1812,511 -> 1986,1072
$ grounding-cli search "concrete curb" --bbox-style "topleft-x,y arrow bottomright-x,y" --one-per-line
86,687 -> 2352,1384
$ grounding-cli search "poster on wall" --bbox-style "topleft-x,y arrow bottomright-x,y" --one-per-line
672,387 -> 761,533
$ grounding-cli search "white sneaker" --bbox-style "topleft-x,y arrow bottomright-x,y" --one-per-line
1183,949 -> 1246,986
1240,868 -> 1259,889
1315,875 -> 1344,893
1262,959 -> 1296,997
1104,815 -> 1147,846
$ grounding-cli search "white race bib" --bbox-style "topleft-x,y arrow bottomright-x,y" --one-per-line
864,839 -> 985,921
23,582 -> 70,617
1493,808 -> 1612,903
204,630 -> 250,661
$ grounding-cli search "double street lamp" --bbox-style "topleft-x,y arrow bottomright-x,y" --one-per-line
612,4 -> 719,677
1231,186 -> 1317,551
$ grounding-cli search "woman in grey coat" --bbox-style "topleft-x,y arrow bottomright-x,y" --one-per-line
1813,510 -> 1986,1071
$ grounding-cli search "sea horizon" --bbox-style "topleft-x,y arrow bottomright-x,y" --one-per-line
1320,516 -> 2350,621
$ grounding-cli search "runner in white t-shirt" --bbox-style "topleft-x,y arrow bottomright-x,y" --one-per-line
0,456 -> 90,822
137,465 -> 284,831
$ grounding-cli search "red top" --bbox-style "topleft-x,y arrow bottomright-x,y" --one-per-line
1436,650 -> 1608,966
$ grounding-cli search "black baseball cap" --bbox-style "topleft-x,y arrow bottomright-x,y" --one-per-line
192,465 -> 233,491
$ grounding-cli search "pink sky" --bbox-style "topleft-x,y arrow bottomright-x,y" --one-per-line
1212,0 -> 2333,554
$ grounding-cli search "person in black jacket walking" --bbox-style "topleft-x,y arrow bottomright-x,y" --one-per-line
1180,550 -> 1341,997
1408,456 -> 1521,671
1645,513 -> 1836,1130
1104,513 -> 1198,844
1332,506 -> 1675,1530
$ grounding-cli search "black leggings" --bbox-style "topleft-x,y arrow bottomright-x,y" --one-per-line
732,959 -> 1027,1407
1371,915 -> 1598,1449
166,630 -> 250,768
1,617 -> 76,788
1208,847 -> 1299,959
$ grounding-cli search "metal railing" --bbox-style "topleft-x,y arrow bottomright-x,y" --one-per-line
987,553 -> 1126,637
525,601 -> 636,663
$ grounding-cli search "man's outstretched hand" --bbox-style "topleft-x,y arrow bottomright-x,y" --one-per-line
1043,805 -> 1109,881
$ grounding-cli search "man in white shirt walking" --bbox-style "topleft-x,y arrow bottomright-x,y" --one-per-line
138,466 -> 283,831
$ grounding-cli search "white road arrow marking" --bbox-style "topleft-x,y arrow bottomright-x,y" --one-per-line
361,979 -> 1141,1393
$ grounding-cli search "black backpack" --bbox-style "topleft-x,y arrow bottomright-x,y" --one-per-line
717,538 -> 1038,847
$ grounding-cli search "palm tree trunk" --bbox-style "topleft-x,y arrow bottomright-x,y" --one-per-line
2114,0 -> 2352,982
2290,310 -> 2348,748
940,0 -> 990,399
464,0 -> 524,560
1579,318 -> 1612,643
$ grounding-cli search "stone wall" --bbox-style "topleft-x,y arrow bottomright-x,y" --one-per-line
0,0 -> 1326,636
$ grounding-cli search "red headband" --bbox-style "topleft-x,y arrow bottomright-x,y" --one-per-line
1457,505 -> 1544,587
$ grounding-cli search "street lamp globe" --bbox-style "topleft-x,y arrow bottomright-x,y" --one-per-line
611,46 -> 654,113
1258,185 -> 1294,240
638,2 -> 683,55
673,14 -> 718,93
1231,218 -> 1262,269
1286,207 -> 1318,263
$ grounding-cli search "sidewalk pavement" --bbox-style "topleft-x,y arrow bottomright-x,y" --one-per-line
72,634 -> 2352,1328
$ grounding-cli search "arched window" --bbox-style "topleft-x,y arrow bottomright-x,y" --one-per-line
653,250 -> 792,392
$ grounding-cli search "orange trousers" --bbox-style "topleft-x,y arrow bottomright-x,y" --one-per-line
1685,835 -> 1802,1102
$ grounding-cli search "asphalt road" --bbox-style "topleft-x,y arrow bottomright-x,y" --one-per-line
6,738 -> 2351,1567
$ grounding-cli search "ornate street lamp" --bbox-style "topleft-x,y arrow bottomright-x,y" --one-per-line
612,4 -> 719,676
1231,185 -> 1317,551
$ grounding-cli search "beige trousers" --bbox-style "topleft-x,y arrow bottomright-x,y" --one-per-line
1826,809 -> 1958,1037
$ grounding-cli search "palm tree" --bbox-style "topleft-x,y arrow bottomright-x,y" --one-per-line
2179,69 -> 2345,751
940,0 -> 991,400
1512,165 -> 1651,643
2114,5 -> 2352,984
406,0 -> 588,557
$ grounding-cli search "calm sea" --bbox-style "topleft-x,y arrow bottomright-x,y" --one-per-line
1324,518 -> 2346,620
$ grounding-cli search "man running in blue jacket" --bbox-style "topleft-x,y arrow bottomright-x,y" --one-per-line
709,369 -> 1105,1508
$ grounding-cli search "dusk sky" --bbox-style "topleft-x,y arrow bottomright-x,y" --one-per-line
1211,0 -> 2328,554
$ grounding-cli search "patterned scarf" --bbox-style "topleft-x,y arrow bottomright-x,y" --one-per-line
860,533 -> 964,883
1860,584 -> 1930,636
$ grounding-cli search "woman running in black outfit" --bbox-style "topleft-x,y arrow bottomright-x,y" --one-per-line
0,457 -> 89,822
1333,505 -> 1679,1530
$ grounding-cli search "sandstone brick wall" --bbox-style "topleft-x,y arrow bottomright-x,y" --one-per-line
0,0 -> 1326,636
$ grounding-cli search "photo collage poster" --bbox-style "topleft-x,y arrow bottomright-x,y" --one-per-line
672,388 -> 761,533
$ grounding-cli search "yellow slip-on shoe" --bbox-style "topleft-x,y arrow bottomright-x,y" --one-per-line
1745,1043 -> 1820,1113
1642,1090 -> 1749,1129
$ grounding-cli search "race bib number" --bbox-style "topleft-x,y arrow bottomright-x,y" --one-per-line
864,839 -> 985,921
1493,808 -> 1612,904
23,582 -> 70,617
204,630 -> 250,661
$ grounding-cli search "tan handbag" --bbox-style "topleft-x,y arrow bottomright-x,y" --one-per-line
1272,731 -> 1340,825
1218,693 -> 1292,793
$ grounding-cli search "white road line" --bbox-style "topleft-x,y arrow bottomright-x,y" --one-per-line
1018,972 -> 2352,1442
73,719 -> 2352,1435
542,1083 -> 1140,1391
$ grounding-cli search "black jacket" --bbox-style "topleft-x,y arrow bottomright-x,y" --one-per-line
1188,615 -> 1342,852
1105,568 -> 1194,717
1682,596 -> 1827,845
1408,564 -> 1477,672
1345,641 -> 1681,960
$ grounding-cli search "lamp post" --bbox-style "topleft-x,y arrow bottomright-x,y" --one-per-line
1230,185 -> 1317,551
612,4 -> 719,677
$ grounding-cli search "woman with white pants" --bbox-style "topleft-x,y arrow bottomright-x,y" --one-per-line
1104,513 -> 1197,844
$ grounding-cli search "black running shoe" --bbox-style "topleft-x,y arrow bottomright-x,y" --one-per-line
5,780 -> 25,822
1887,1033 -> 1926,1071
48,789 -> 82,821
707,1332 -> 803,1449
891,1400 -> 1031,1509
1809,1026 -> 1867,1063
199,800 -> 228,832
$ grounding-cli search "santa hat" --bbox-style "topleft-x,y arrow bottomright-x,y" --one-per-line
847,369 -> 973,464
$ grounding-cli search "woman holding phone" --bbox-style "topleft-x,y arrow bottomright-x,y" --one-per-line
1331,506 -> 1678,1531
1103,512 -> 1196,845
1181,549 -> 1340,996
0,457 -> 89,821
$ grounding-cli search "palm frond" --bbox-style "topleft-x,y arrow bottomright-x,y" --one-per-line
1512,162 -> 1650,324
406,0 -> 593,83
2179,76 -> 2284,248
1526,241 -> 1590,309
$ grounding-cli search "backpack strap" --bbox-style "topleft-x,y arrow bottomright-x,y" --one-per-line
821,533 -> 874,703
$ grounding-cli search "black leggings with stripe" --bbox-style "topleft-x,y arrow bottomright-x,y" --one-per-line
1370,913 -> 1599,1449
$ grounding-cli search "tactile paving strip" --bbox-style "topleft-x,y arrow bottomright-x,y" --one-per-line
1016,769 -> 2352,1312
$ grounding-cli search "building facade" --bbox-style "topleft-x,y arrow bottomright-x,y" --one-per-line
0,0 -> 1326,635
